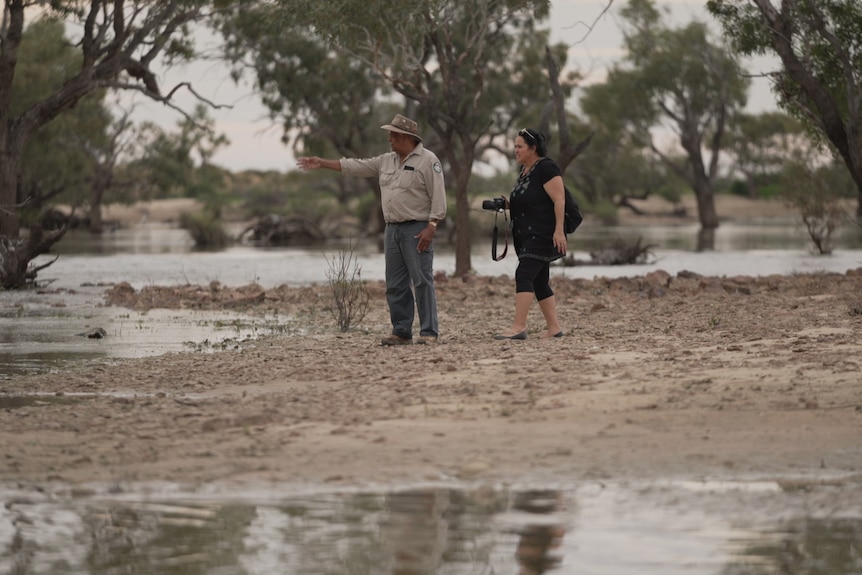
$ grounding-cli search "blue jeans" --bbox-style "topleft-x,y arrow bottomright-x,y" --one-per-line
384,221 -> 439,338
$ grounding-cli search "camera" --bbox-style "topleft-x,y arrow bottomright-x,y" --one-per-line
482,197 -> 506,212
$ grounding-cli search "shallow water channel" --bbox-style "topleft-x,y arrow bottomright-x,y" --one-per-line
1,478 -> 860,574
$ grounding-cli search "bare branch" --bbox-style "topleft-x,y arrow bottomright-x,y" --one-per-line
649,139 -> 689,181
0,197 -> 31,217
563,0 -> 615,46
28,254 -> 60,276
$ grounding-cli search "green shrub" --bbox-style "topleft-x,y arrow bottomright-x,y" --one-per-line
180,212 -> 230,249
729,179 -> 750,197
757,183 -> 781,199
779,159 -> 847,255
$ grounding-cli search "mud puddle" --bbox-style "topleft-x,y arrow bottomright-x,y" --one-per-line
0,296 -> 296,378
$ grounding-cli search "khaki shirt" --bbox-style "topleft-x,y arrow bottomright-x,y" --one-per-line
340,143 -> 447,224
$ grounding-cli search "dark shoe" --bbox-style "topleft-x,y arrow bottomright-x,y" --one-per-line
493,331 -> 527,340
381,334 -> 412,346
552,331 -> 564,338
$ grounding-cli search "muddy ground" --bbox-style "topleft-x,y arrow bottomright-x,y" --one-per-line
2,267 -> 861,492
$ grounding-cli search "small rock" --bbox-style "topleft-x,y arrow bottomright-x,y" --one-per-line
77,327 -> 107,339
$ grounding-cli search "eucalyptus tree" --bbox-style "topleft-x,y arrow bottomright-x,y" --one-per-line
82,105 -> 138,234
708,0 -> 862,217
216,2 -> 396,234
596,0 -> 749,250
128,104 -> 229,205
0,0 -> 229,289
268,0 -> 566,276
12,19 -> 111,226
579,80 -> 673,216
725,111 -> 806,197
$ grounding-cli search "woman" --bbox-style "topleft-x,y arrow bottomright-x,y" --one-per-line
494,128 -> 566,340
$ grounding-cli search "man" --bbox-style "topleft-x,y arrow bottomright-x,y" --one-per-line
296,114 -> 447,345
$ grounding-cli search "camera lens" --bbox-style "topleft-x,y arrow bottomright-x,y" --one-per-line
482,198 -> 505,211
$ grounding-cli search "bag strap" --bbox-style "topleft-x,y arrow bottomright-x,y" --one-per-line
491,205 -> 509,261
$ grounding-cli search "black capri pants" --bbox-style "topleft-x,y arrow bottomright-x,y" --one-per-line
515,257 -> 554,301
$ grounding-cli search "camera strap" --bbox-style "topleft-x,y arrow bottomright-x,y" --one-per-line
491,210 -> 508,261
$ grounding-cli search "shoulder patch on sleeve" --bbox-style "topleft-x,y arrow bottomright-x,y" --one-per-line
433,162 -> 442,173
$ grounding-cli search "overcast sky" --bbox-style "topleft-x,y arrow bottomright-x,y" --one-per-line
126,0 -> 779,173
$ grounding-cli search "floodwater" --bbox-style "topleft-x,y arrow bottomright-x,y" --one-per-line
3,223 -> 862,574
2,222 -> 862,377
0,478 -> 860,574
37,221 -> 862,289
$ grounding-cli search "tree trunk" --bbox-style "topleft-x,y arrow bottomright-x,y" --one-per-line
679,120 -> 719,251
0,142 -> 21,239
1,128 -> 66,286
0,225 -> 66,289
696,226 -> 716,253
834,103 -> 862,218
449,131 -> 476,278
89,178 -> 105,234
850,130 -> 862,218
453,163 -> 473,278
746,173 -> 758,199
90,202 -> 103,234
692,174 -> 718,251
685,140 -> 719,251
368,179 -> 385,237
0,0 -> 22,239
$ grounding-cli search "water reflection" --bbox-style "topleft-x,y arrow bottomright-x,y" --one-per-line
511,490 -> 566,574
1,481 -> 860,574
585,221 -> 862,251
721,519 -> 862,575
380,490 -> 449,574
50,220 -> 862,256
51,224 -> 194,255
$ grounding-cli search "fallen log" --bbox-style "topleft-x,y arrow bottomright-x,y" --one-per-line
557,236 -> 655,267
237,214 -> 325,246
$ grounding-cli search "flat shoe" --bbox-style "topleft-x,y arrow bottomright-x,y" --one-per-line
494,331 -> 526,340
552,331 -> 564,338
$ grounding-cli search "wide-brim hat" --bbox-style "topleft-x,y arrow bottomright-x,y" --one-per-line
381,113 -> 422,142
